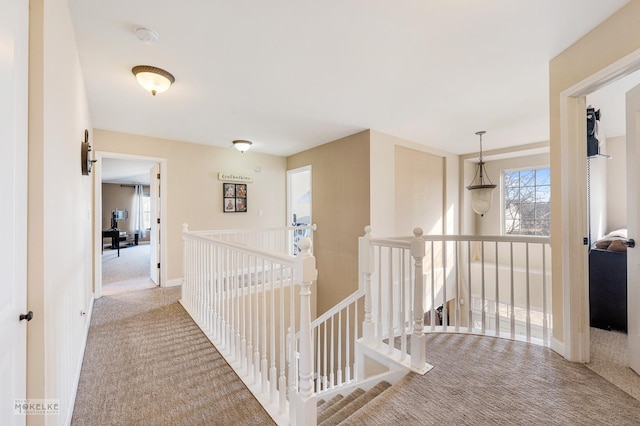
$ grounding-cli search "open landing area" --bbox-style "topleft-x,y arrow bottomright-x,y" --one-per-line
72,286 -> 640,425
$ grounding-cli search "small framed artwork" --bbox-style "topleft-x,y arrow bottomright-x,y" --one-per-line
224,198 -> 236,212
223,183 -> 247,213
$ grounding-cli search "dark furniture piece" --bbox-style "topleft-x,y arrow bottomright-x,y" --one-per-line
589,248 -> 627,332
102,230 -> 121,257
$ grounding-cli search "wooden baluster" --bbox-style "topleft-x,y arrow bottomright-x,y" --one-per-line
400,249 -> 407,361
455,241 -> 460,331
525,243 -> 531,342
542,244 -> 548,345
345,305 -> 350,383
294,237 -> 317,426
467,241 -> 473,332
510,242 -> 515,339
495,242 -> 500,337
270,263 -> 276,402
359,226 -> 375,343
387,247 -> 394,353
481,241 -> 486,334
337,311 -> 343,387
442,240 -> 448,331
411,228 -> 426,372
430,241 -> 435,332
261,259 -> 268,391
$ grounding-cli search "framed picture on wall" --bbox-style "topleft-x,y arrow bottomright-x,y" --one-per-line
223,183 -> 247,213
224,198 -> 236,212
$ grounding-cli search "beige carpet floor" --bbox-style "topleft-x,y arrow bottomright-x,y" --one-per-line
102,243 -> 157,295
343,333 -> 640,425
71,286 -> 275,426
587,327 -> 640,401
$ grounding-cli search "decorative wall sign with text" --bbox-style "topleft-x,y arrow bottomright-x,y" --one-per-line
223,183 -> 247,213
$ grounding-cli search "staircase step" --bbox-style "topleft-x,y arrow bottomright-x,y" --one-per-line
317,394 -> 344,415
317,388 -> 365,424
319,381 -> 392,426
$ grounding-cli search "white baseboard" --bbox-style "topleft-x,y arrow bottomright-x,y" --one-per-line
165,278 -> 182,287
550,336 -> 565,357
66,294 -> 94,425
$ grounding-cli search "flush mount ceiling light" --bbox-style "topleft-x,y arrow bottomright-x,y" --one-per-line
233,140 -> 253,153
466,131 -> 497,217
134,27 -> 159,44
131,65 -> 175,96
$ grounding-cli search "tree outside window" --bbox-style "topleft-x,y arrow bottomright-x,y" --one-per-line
503,168 -> 550,236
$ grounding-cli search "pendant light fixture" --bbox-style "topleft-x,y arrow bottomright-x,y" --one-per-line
132,65 -> 175,96
466,131 -> 497,216
233,140 -> 252,153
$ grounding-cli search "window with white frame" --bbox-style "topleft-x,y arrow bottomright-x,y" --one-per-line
503,167 -> 550,236
142,194 -> 151,229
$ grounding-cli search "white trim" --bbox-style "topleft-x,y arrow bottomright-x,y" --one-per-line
93,151 -> 168,297
550,336 -> 565,357
165,278 -> 182,287
559,47 -> 640,362
65,295 -> 94,425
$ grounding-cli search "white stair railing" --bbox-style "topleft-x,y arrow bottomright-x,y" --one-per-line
180,224 -> 552,426
363,227 -> 552,368
180,224 -> 318,425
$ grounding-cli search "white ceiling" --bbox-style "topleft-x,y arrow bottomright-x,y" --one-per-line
101,157 -> 157,185
69,0 -> 630,158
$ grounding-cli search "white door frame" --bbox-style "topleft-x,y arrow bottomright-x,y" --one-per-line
560,48 -> 640,362
93,151 -> 168,298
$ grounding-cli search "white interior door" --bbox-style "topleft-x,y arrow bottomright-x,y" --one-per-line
150,164 -> 161,284
626,83 -> 640,375
0,0 -> 28,423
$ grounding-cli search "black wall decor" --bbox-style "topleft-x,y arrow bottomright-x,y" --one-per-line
223,183 -> 247,212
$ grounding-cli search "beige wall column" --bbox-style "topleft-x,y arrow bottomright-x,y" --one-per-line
287,131 -> 371,315
550,0 -> 640,360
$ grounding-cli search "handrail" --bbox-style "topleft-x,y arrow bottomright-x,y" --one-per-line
310,290 -> 363,329
184,230 -> 296,266
194,223 -> 317,236
374,234 -> 550,245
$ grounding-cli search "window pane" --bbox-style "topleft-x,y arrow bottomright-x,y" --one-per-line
536,168 -> 550,186
502,167 -> 550,236
536,186 -> 550,202
520,170 -> 535,186
504,171 -> 520,187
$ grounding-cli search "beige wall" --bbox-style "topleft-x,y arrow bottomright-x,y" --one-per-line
287,131 -> 371,315
370,131 -> 459,237
394,146 -> 445,236
94,129 -> 287,283
550,0 -> 640,345
102,184 -> 151,243
605,136 -> 627,231
28,0 -> 94,423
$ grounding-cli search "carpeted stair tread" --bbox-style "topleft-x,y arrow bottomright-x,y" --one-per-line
317,394 -> 344,415
317,388 -> 365,423
320,381 -> 392,426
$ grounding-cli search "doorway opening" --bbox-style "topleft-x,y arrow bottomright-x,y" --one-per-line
561,48 -> 640,397
93,152 -> 168,298
287,165 -> 311,254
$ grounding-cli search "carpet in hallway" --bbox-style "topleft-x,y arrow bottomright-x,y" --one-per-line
71,286 -> 275,426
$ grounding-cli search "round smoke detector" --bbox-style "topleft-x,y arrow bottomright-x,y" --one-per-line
135,27 -> 159,44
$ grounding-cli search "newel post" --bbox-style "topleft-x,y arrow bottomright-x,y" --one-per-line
295,237 -> 317,426
360,226 -> 375,343
411,227 -> 426,371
